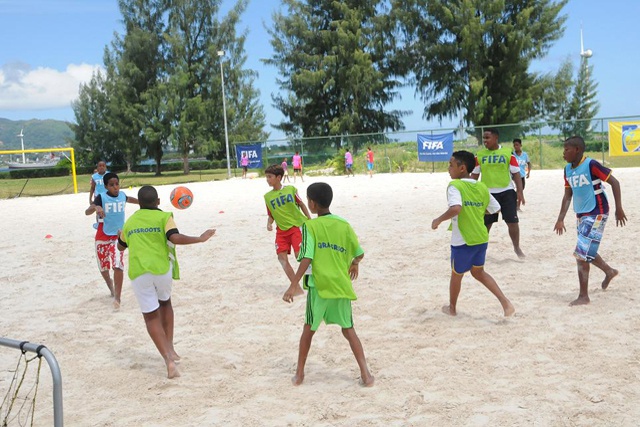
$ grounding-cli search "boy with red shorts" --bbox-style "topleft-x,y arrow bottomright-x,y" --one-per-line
85,172 -> 138,308
264,164 -> 311,298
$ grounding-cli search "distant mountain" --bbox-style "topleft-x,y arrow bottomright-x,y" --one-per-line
0,118 -> 74,151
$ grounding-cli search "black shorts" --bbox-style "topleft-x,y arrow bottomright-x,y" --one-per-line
485,190 -> 519,225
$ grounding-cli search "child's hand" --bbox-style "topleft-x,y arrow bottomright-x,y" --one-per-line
616,209 -> 627,227
282,283 -> 299,303
267,223 -> 273,231
553,220 -> 565,235
200,229 -> 216,242
95,206 -> 104,218
431,218 -> 441,230
349,263 -> 359,280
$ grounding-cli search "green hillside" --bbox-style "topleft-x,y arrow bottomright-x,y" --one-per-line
0,118 -> 74,151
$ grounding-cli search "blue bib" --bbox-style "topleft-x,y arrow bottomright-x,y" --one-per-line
101,192 -> 127,236
92,172 -> 109,196
565,158 -> 606,214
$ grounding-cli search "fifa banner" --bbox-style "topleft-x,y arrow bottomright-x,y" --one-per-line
417,132 -> 454,162
608,122 -> 640,156
235,144 -> 263,168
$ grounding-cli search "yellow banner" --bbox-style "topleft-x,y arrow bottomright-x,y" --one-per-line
609,121 -> 640,156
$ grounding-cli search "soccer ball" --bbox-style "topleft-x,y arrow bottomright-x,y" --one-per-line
170,186 -> 193,209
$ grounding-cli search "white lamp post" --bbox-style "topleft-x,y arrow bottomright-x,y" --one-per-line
217,50 -> 231,179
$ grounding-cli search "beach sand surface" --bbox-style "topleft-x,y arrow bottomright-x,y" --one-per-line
1,168 -> 639,426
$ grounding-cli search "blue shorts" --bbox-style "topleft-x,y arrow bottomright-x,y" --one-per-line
346,163 -> 353,168
451,243 -> 488,274
575,214 -> 608,262
367,162 -> 374,170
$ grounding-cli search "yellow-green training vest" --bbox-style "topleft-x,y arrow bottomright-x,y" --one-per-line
122,209 -> 180,280
476,146 -> 513,188
449,180 -> 490,246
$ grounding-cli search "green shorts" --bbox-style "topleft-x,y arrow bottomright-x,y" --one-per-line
305,282 -> 353,331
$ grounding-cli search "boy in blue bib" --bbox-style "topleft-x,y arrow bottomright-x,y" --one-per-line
554,136 -> 627,306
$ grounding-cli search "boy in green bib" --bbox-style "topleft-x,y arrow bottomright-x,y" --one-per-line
432,151 -> 515,317
117,186 -> 215,379
471,128 -> 526,258
283,182 -> 374,387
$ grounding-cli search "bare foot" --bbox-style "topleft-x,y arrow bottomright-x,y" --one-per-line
169,350 -> 181,362
360,374 -> 375,387
602,269 -> 618,290
112,299 -> 121,310
441,305 -> 456,316
569,296 -> 590,306
515,248 -> 526,259
291,373 -> 304,386
503,302 -> 516,317
167,360 -> 180,379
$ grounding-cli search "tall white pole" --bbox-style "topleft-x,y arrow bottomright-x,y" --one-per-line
19,129 -> 25,164
218,50 -> 231,179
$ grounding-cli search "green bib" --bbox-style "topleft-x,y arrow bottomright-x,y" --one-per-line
298,215 -> 363,300
264,185 -> 307,230
449,180 -> 490,246
476,146 -> 513,188
122,209 -> 180,280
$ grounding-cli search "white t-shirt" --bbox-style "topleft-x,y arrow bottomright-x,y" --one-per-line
447,178 -> 500,246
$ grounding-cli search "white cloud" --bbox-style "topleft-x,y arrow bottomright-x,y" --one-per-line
0,63 -> 103,110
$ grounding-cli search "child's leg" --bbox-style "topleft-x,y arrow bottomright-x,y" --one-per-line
96,240 -> 114,296
591,254 -> 618,290
293,324 -> 315,386
159,299 -> 180,361
506,223 -> 525,258
341,327 -> 374,387
442,271 -> 463,316
573,259 -> 591,305
470,266 -> 515,316
142,309 -> 180,379
99,270 -> 114,296
278,252 -> 304,296
113,268 -> 123,308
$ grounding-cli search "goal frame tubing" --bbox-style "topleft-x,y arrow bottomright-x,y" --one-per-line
0,337 -> 64,427
0,147 -> 78,193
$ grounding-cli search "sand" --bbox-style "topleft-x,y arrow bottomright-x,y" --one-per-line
1,168 -> 639,426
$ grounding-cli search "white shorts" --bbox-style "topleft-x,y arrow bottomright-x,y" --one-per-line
131,268 -> 173,314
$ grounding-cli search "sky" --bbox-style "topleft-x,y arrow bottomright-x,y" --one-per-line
1,0 -> 639,142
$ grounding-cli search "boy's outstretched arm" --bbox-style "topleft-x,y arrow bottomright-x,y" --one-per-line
554,187 -> 573,235
431,205 -> 461,230
606,175 -> 627,227
126,196 -> 139,205
169,229 -> 216,245
283,258 -> 312,303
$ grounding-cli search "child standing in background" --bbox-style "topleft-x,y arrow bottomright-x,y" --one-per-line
281,157 -> 291,183
344,148 -> 355,177
89,160 -> 109,229
292,151 -> 304,183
